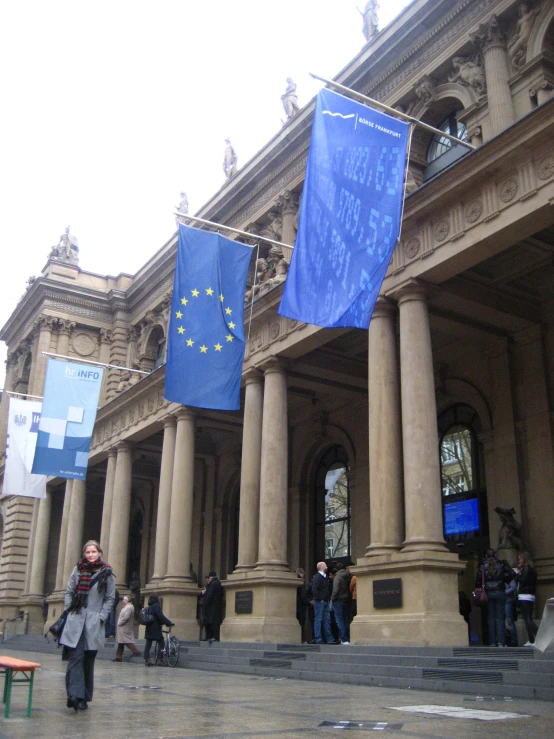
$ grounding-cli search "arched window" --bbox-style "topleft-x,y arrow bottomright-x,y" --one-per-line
427,113 -> 468,163
314,446 -> 350,562
438,404 -> 489,548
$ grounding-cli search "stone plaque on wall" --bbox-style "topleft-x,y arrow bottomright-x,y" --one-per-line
235,590 -> 253,614
373,578 -> 402,609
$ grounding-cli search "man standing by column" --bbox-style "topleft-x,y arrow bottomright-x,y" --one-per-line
202,572 -> 223,642
312,562 -> 334,645
113,596 -> 140,662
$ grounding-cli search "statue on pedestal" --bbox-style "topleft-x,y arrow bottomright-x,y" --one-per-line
49,226 -> 79,265
495,506 -> 529,567
358,1 -> 379,42
223,139 -> 238,179
175,191 -> 189,227
281,78 -> 300,120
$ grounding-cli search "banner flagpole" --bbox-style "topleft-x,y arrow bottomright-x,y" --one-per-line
41,352 -> 150,375
6,391 -> 43,400
310,72 -> 476,151
173,213 -> 295,251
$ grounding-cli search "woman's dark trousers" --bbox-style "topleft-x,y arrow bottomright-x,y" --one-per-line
144,637 -> 164,661
66,631 -> 97,701
519,600 -> 538,643
486,591 -> 506,646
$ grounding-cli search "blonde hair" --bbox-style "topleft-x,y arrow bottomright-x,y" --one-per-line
83,540 -> 103,556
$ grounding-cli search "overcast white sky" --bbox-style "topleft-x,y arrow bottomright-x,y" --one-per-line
0,0 -> 412,387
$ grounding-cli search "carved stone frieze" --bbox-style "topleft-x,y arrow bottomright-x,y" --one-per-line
405,238 -> 421,259
536,155 -> 554,181
72,332 -> 96,356
433,219 -> 450,242
464,199 -> 483,223
499,179 -> 518,202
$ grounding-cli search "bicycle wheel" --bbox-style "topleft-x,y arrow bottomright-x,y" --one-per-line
167,635 -> 180,667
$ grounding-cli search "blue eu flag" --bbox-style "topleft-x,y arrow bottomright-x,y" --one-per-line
164,225 -> 253,411
279,88 -> 410,329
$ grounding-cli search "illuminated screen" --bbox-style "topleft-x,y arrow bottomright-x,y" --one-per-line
443,498 -> 480,536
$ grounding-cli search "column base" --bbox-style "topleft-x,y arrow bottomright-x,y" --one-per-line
148,580 -> 201,641
17,597 -> 46,635
351,550 -> 467,647
221,570 -> 301,643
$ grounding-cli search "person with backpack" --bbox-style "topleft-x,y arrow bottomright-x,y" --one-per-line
142,593 -> 174,666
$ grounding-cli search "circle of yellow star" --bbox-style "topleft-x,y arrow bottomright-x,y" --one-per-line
214,343 -> 222,351
200,345 -> 208,353
206,287 -> 214,296
191,288 -> 199,297
226,334 -> 233,342
228,321 -> 236,329
177,326 -> 185,334
186,338 -> 194,347
225,307 -> 232,315
181,297 -> 188,305
176,310 -> 183,319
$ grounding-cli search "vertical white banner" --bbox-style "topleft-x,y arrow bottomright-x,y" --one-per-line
3,398 -> 47,498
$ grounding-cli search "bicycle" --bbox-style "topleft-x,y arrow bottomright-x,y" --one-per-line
153,627 -> 180,667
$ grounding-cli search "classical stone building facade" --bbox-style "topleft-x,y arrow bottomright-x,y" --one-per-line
1,0 -> 553,645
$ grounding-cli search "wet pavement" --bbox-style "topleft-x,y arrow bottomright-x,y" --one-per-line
0,647 -> 553,739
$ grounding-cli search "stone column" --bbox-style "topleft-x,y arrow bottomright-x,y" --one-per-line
63,479 -> 87,583
108,442 -> 133,589
56,320 -> 76,357
471,15 -> 514,135
365,297 -> 404,556
150,416 -> 177,581
98,329 -> 112,406
397,281 -> 445,552
158,409 -> 199,639
28,490 -> 53,596
55,481 -> 73,591
30,316 -> 55,395
99,450 -> 117,560
0,353 -> 16,457
223,357 -> 299,643
276,190 -> 299,259
255,358 -> 289,571
234,369 -> 263,572
166,409 -> 196,580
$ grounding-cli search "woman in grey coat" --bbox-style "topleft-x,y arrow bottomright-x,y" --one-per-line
60,539 -> 115,711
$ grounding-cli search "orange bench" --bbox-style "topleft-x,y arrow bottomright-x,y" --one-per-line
0,656 -> 41,718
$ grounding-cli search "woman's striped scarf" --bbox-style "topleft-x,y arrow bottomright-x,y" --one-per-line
69,557 -> 113,613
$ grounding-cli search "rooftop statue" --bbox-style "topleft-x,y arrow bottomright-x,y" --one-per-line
358,1 -> 379,42
223,139 -> 238,179
281,78 -> 300,120
175,191 -> 189,227
49,226 -> 79,265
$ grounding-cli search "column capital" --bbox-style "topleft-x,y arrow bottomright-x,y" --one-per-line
470,14 -> 506,53
173,407 -> 196,423
259,356 -> 289,375
243,367 -> 264,386
99,328 -> 112,345
393,278 -> 431,305
115,440 -> 133,453
57,319 -> 76,336
162,414 -> 177,429
371,296 -> 398,319
106,448 -> 118,459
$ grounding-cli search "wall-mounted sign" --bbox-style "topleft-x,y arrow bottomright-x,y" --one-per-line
235,590 -> 253,614
373,578 -> 402,609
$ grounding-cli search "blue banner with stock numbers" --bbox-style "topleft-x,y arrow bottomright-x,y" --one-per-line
278,88 -> 410,329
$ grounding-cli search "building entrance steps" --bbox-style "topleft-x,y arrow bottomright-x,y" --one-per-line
5,634 -> 554,702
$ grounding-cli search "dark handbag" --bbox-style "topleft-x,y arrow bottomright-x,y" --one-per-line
49,609 -> 69,640
473,566 -> 488,607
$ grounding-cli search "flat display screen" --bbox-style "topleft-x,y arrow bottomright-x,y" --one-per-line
443,498 -> 480,536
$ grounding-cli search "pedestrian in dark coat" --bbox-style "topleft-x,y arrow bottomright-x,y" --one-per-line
61,539 -> 115,711
143,594 -> 174,666
202,571 -> 223,641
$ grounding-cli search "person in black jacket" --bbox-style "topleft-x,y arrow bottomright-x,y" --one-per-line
475,549 -> 512,646
514,552 -> 538,646
202,572 -> 223,642
312,562 -> 334,644
143,594 -> 174,666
